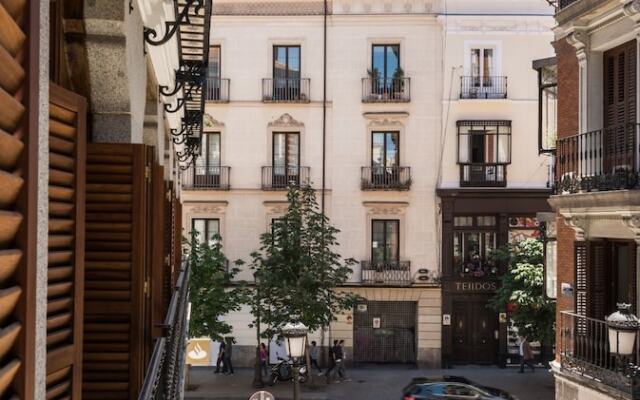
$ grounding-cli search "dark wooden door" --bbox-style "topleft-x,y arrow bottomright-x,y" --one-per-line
452,301 -> 498,365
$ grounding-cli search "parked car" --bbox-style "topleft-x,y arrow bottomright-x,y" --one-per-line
402,376 -> 516,400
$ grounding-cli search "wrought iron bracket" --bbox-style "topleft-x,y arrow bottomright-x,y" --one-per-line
143,0 -> 205,46
164,97 -> 190,113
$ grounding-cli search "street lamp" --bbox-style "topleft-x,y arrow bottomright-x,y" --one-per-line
607,303 -> 640,373
282,321 -> 308,400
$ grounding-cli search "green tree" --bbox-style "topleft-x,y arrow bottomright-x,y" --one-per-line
248,183 -> 360,381
489,238 -> 555,358
187,232 -> 247,340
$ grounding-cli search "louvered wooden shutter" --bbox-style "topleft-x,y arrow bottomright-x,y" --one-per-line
173,195 -> 182,286
84,143 -> 147,400
0,0 -> 36,397
163,182 -> 174,314
47,83 -> 86,399
574,242 -> 587,335
150,164 -> 166,341
603,40 -> 637,128
589,241 -> 607,321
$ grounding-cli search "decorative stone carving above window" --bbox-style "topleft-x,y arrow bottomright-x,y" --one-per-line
203,114 -> 225,129
363,112 -> 409,127
363,201 -> 409,216
185,201 -> 229,215
268,113 -> 304,129
264,201 -> 289,215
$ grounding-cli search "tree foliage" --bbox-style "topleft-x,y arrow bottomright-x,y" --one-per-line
249,183 -> 360,339
489,238 -> 555,346
187,232 -> 247,340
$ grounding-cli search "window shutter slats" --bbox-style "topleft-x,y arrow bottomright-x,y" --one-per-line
47,83 -> 86,399
84,143 -> 146,400
0,0 -> 26,395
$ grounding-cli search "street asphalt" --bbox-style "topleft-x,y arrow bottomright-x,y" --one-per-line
185,365 -> 555,400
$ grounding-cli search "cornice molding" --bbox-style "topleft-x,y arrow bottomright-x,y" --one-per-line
363,201 -> 409,215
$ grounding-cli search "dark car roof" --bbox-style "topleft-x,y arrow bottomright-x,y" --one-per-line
403,376 -> 515,400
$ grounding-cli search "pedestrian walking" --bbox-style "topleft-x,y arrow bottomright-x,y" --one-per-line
224,337 -> 235,375
336,340 -> 350,381
259,343 -> 269,377
518,335 -> 535,373
214,337 -> 226,373
309,341 -> 322,375
324,340 -> 338,383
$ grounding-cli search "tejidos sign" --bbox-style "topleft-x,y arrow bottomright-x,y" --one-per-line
450,281 -> 499,293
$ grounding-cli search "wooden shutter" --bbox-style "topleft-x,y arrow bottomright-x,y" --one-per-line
47,83 -> 86,399
0,0 -> 37,397
588,241 -> 607,321
83,143 -> 147,400
604,40 -> 637,128
150,164 -> 166,341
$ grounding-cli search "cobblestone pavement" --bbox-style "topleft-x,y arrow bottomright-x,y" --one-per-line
185,365 -> 554,400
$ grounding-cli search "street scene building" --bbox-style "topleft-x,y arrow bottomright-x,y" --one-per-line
182,0 -> 555,370
549,0 -> 640,399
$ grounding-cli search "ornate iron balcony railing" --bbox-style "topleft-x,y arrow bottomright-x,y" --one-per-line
205,78 -> 230,102
460,76 -> 508,99
361,260 -> 411,286
181,165 -> 230,190
262,78 -> 310,102
362,77 -> 410,102
555,123 -> 640,194
139,260 -> 190,400
361,166 -> 411,190
261,166 -> 311,190
559,311 -> 640,396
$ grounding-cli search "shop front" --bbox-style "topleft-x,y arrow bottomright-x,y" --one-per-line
438,189 -> 551,368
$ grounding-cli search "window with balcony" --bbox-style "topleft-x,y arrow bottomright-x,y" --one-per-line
363,44 -> 409,102
191,218 -> 220,245
458,120 -> 511,187
263,132 -> 309,189
362,219 -> 410,286
461,45 -> 506,99
183,132 -> 230,189
362,131 -> 411,190
453,216 -> 498,278
206,45 -> 229,102
263,45 -> 309,102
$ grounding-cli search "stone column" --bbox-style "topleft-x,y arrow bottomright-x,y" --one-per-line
83,0 -> 147,143
567,28 -> 589,133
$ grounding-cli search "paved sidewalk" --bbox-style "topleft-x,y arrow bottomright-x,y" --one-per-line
185,365 -> 554,400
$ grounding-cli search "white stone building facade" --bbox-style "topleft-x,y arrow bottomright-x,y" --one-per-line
182,0 -> 555,368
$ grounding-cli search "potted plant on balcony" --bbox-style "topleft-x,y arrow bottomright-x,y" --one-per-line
367,67 -> 381,100
392,67 -> 405,100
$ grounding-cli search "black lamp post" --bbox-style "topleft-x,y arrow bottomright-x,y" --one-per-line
606,303 -> 640,374
282,321 -> 308,400
252,271 -> 263,388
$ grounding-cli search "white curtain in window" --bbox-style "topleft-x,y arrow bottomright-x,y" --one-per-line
497,134 -> 510,163
459,133 -> 470,163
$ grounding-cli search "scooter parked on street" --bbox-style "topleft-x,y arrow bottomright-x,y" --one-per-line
267,358 -> 308,386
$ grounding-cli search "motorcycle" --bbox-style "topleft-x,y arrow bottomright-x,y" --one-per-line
267,358 -> 308,386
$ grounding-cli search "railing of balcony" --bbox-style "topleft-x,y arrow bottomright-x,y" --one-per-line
361,260 -> 411,286
555,123 -> 640,194
559,311 -> 640,395
361,166 -> 411,190
262,78 -> 310,102
139,260 -> 190,400
362,77 -> 411,102
205,78 -> 230,102
460,164 -> 507,187
261,166 -> 310,190
460,76 -> 508,99
181,166 -> 230,190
